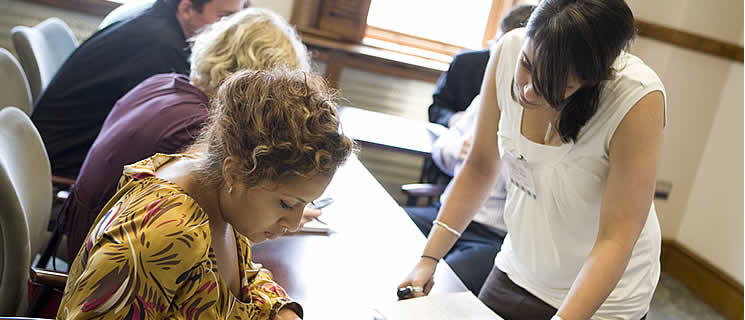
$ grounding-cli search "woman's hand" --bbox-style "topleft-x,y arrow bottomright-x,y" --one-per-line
397,258 -> 438,299
276,308 -> 301,320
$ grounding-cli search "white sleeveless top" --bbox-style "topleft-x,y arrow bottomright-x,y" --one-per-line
493,28 -> 665,319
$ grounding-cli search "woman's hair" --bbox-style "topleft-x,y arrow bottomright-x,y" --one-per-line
191,68 -> 355,189
521,0 -> 635,142
189,8 -> 311,95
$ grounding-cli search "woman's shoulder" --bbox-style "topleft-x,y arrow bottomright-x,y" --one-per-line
103,174 -> 208,232
111,154 -> 210,237
499,28 -> 527,50
493,28 -> 527,65
582,53 -> 666,145
606,52 -> 665,96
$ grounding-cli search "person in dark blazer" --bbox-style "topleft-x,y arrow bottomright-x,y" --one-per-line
428,5 -> 537,128
31,0 -> 243,180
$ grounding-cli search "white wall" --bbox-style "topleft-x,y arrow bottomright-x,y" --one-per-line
626,0 -> 743,283
676,62 -> 744,283
249,0 -> 293,20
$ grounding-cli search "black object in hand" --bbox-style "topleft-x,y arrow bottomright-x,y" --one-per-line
397,287 -> 413,300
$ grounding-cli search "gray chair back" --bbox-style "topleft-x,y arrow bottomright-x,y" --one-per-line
99,0 -> 154,30
0,49 -> 33,115
0,163 -> 30,316
0,107 -> 53,266
11,18 -> 78,102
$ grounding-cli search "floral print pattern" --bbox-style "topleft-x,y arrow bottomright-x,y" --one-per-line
58,154 -> 302,320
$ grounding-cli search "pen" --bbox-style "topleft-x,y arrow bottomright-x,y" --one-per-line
313,216 -> 328,225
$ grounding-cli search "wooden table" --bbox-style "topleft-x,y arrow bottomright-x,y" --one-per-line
251,155 -> 467,319
338,106 -> 446,157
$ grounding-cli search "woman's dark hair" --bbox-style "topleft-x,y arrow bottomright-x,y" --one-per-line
522,0 -> 635,142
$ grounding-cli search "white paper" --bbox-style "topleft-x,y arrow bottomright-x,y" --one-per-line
374,291 -> 503,320
298,218 -> 331,233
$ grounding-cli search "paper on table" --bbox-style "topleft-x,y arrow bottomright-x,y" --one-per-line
426,122 -> 449,138
374,291 -> 503,320
298,218 -> 331,233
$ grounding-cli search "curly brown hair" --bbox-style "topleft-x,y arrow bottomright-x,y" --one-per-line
191,68 -> 355,188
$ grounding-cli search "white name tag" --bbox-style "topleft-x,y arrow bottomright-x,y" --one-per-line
505,151 -> 537,199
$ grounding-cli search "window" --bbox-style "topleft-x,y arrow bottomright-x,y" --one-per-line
366,0 -> 494,50
292,0 -> 522,64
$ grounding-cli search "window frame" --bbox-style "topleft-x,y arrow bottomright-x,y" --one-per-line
363,0 -> 516,58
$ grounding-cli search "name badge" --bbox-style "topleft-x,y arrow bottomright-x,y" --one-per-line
505,152 -> 537,199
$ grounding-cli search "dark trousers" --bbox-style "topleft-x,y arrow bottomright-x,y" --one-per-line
404,205 -> 505,295
478,267 -> 648,320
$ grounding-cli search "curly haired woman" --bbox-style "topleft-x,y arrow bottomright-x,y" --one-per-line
58,69 -> 354,320
58,7 -> 314,261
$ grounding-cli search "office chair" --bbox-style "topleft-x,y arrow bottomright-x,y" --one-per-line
0,164 -> 31,315
0,107 -> 67,318
0,49 -> 33,115
11,18 -> 78,102
0,107 -> 55,262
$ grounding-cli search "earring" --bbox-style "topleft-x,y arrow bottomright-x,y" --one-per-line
228,185 -> 233,194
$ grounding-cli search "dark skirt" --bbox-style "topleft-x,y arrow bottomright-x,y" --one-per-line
477,266 -> 647,320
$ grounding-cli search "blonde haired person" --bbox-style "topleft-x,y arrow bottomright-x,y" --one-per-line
189,7 -> 311,94
58,68 -> 354,319
58,7 -> 313,262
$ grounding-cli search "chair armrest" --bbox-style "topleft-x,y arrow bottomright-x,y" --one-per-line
51,175 -> 75,188
29,266 -> 67,290
401,183 -> 447,198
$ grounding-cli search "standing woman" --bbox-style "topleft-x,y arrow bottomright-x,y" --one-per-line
58,69 -> 355,319
399,1 -> 666,319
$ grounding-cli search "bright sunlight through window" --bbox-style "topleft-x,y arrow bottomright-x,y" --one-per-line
366,0 -> 493,49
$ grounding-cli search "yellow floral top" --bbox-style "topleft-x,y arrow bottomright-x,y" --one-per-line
58,154 -> 302,320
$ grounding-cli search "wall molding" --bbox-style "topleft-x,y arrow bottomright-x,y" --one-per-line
661,239 -> 743,320
636,20 -> 743,63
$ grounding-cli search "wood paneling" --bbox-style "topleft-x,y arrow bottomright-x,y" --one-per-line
303,33 -> 444,83
636,20 -> 743,63
317,0 -> 371,42
366,26 -> 465,58
661,239 -> 744,320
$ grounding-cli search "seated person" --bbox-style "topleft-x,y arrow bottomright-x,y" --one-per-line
405,4 -> 535,294
420,4 -> 536,185
57,68 -> 355,319
406,95 -> 508,295
58,8 -> 311,261
31,0 -> 244,179
428,5 -> 535,127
